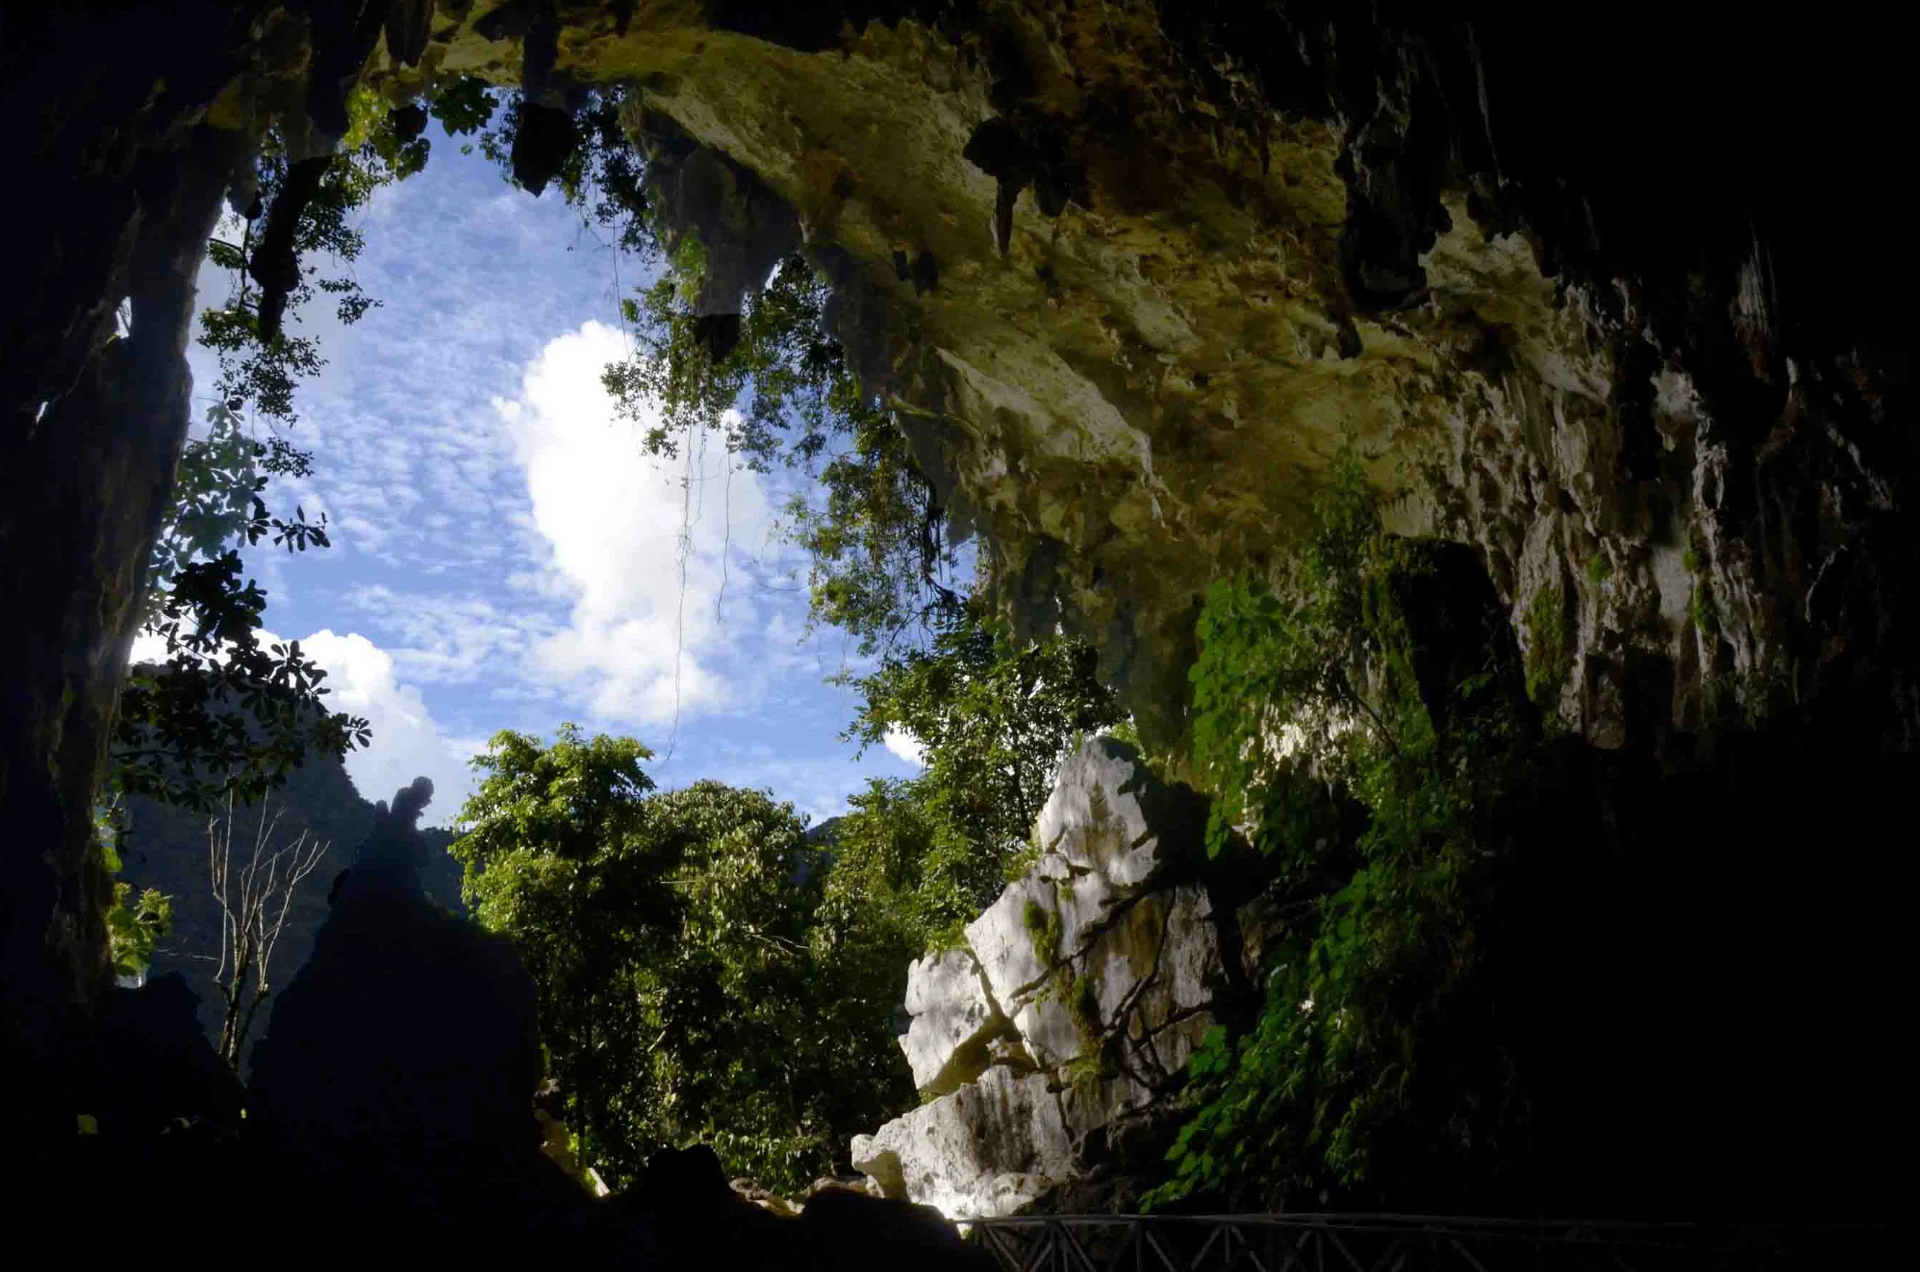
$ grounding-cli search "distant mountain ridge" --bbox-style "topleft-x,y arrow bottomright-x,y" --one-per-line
119,752 -> 464,1069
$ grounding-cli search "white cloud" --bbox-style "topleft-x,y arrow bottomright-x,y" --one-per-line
295,629 -> 482,825
125,620 -> 479,826
497,321 -> 772,728
343,584 -> 550,685
882,727 -> 926,768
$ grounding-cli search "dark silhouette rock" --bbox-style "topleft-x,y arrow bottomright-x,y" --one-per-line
798,1187 -> 998,1271
512,101 -> 580,195
616,1140 -> 992,1271
119,749 -> 467,1067
384,0 -> 436,69
644,1142 -> 735,1211
90,972 -> 242,1139
247,779 -> 566,1247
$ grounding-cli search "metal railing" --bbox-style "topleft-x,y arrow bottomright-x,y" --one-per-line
962,1213 -> 1885,1271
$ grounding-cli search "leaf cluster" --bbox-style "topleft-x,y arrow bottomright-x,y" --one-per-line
116,557 -> 369,811
115,404 -> 369,811
1149,451 -> 1538,1211
200,89 -> 417,429
604,251 -> 962,655
96,813 -> 174,982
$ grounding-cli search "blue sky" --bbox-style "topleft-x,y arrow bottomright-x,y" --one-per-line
153,124 -> 924,827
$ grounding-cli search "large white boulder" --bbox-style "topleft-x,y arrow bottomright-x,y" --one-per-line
964,740 -> 1176,1013
965,738 -> 1218,1071
855,738 -> 1224,1217
1008,883 -> 1219,1077
850,1066 -> 1090,1220
898,947 -> 1019,1095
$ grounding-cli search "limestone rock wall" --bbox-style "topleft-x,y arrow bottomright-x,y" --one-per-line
851,737 -> 1233,1219
366,2 -> 1912,757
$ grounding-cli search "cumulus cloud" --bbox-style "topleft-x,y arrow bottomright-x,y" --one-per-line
882,727 -> 926,768
124,621 -> 479,826
497,321 -> 772,728
295,629 -> 482,824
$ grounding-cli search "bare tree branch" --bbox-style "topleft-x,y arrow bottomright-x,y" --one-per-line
205,790 -> 330,1069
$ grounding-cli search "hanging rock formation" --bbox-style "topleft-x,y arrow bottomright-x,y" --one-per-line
353,1 -> 1911,759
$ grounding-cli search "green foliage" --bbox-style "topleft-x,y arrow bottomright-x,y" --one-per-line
113,400 -> 369,811
106,883 -> 174,982
144,402 -> 262,606
1691,581 -> 1720,641
1186,452 -> 1432,860
818,778 -> 985,955
1024,896 -> 1062,967
1586,553 -> 1612,586
428,76 -> 499,139
96,811 -> 173,981
1523,584 -> 1570,706
1148,450 -> 1536,1211
848,607 -> 1120,855
453,726 -> 913,1193
823,604 -> 1120,957
1067,971 -> 1101,1039
1064,1049 -> 1107,1103
604,252 -> 961,654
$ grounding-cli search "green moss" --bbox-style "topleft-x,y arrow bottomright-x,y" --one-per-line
1065,1050 -> 1107,1103
1682,546 -> 1700,574
1068,971 -> 1101,1037
668,229 -> 707,305
1023,896 -> 1062,967
1524,585 -> 1571,706
1691,583 -> 1720,641
1586,553 -> 1612,586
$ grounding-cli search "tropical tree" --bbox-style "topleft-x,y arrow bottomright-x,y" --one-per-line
829,606 -> 1122,951
452,725 -> 913,1193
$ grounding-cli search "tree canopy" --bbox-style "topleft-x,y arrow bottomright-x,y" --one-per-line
453,725 -> 914,1193
829,606 -> 1121,951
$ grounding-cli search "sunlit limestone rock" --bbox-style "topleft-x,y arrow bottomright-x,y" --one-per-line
855,737 -> 1226,1217
851,1066 -> 1087,1220
899,947 -> 1026,1096
967,738 -> 1216,1074
965,736 -> 1186,1012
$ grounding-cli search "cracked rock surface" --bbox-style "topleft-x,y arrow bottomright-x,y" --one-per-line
855,738 -> 1227,1218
